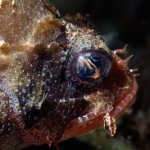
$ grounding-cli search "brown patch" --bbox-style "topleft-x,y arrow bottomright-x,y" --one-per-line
23,44 -> 52,73
0,52 -> 9,71
56,27 -> 69,49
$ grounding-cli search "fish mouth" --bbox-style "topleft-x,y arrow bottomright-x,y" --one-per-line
61,78 -> 138,142
110,78 -> 138,118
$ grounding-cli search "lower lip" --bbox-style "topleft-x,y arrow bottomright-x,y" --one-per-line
110,78 -> 138,118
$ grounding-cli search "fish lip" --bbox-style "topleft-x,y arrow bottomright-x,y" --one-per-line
110,78 -> 138,118
60,78 -> 138,142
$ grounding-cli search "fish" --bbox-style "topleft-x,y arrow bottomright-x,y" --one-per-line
0,0 -> 138,149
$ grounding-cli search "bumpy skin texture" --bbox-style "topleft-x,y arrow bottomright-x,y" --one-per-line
0,0 -> 137,149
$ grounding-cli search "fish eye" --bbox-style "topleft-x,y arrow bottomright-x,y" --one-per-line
70,49 -> 111,84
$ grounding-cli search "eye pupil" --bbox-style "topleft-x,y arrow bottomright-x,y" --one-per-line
70,49 -> 111,84
76,55 -> 101,78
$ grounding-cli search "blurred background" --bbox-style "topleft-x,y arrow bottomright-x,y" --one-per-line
25,0 -> 150,150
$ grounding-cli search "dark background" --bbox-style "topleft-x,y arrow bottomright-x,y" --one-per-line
25,0 -> 150,149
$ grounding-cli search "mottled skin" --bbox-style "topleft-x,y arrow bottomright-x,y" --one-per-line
0,0 -> 137,149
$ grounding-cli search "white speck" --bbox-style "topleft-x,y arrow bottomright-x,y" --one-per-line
84,94 -> 87,100
62,99 -> 66,102
78,117 -> 82,123
42,72 -> 45,76
22,89 -> 26,93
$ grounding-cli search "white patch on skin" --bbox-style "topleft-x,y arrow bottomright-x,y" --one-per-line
116,105 -> 123,111
0,0 -> 3,7
12,0 -> 15,5
83,115 -> 89,121
119,85 -> 129,90
78,117 -> 82,123
0,39 -> 5,46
